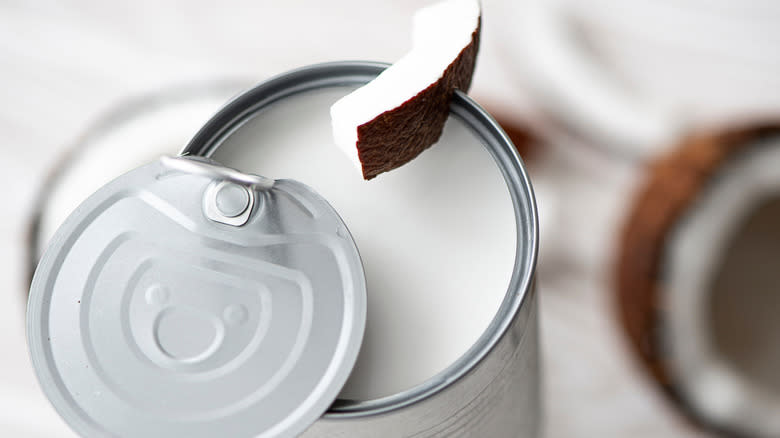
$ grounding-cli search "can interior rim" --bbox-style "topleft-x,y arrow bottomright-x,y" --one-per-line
181,61 -> 539,418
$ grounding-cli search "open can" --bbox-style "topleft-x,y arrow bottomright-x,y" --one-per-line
27,62 -> 540,437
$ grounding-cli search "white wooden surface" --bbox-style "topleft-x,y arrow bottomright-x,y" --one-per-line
0,1 -> 702,436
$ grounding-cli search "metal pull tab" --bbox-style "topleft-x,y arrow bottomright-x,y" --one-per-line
160,155 -> 272,227
160,155 -> 275,189
203,180 -> 255,226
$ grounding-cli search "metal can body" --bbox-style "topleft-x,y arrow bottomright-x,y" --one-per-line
182,62 -> 540,438
307,289 -> 538,437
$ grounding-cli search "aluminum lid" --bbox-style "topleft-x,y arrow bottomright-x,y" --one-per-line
27,156 -> 367,438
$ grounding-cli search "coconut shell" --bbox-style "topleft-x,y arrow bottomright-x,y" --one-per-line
615,123 -> 780,431
356,18 -> 481,180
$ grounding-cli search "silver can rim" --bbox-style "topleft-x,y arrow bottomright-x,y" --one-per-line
180,61 -> 539,418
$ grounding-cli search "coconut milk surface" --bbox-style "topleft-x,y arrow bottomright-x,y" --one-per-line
211,86 -> 517,401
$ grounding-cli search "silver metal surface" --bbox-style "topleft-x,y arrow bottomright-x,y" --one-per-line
25,79 -> 252,279
213,182 -> 250,217
161,154 -> 275,189
204,179 -> 255,226
27,157 -> 367,438
182,62 -> 541,437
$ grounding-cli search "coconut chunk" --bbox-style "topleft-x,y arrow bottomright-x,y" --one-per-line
331,0 -> 481,180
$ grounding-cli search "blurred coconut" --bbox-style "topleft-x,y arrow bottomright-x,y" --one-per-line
616,124 -> 780,437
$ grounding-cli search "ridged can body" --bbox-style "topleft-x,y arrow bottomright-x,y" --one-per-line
182,61 -> 541,438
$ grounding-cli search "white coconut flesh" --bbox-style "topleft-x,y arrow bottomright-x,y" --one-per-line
330,0 -> 481,171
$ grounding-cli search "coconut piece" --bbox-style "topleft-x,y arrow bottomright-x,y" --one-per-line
331,0 -> 481,180
615,124 -> 780,434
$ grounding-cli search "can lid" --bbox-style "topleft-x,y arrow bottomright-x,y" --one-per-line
27,156 -> 367,438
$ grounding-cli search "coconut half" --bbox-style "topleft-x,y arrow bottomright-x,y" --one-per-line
331,0 -> 481,180
616,124 -> 780,437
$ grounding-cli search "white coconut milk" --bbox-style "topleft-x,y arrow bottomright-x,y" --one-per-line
211,86 -> 516,401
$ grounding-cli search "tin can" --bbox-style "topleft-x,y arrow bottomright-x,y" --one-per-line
28,61 -> 540,437
181,61 -> 541,437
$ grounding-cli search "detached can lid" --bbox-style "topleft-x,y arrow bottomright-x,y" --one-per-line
27,156 -> 367,438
